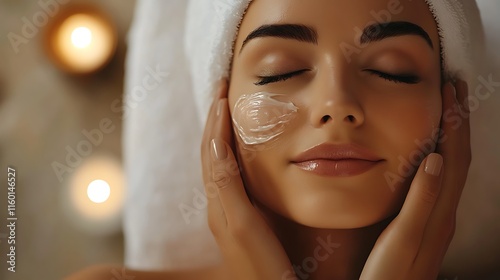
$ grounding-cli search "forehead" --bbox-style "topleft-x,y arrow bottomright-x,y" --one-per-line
234,0 -> 440,54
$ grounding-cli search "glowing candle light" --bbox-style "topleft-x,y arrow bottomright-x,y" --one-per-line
71,27 -> 92,49
87,179 -> 111,204
45,7 -> 117,74
61,155 -> 125,236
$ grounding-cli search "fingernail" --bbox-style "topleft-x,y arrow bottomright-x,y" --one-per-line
211,138 -> 228,161
216,99 -> 224,117
425,153 -> 443,176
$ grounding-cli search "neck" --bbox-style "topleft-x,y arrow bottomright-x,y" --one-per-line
256,202 -> 393,280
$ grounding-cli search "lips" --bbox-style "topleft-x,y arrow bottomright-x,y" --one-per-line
290,143 -> 384,177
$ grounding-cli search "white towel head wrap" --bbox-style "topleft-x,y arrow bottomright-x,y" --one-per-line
185,0 -> 476,125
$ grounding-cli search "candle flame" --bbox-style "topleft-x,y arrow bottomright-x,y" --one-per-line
71,27 -> 93,49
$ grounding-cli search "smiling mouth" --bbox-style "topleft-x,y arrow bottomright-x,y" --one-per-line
290,143 -> 384,177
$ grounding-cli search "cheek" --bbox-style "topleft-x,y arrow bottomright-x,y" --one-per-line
371,89 -> 441,139
235,143 -> 284,206
231,92 -> 298,148
392,103 -> 439,137
371,90 -> 442,182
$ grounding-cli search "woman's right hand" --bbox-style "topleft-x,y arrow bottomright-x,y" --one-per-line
201,80 -> 296,280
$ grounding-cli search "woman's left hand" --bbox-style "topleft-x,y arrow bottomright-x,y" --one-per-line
360,80 -> 471,280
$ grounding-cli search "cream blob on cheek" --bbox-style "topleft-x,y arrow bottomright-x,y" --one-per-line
232,92 -> 298,146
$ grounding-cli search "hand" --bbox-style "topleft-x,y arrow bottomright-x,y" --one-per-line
201,80 -> 295,280
360,80 -> 471,280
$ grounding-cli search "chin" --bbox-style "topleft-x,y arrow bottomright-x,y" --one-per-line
249,184 -> 405,230
286,201 -> 400,230
285,174 -> 408,229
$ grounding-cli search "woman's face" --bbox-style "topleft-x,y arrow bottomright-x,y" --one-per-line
228,0 -> 442,229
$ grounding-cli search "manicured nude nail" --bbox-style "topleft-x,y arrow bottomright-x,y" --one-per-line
425,153 -> 443,176
216,99 -> 224,117
211,139 -> 228,160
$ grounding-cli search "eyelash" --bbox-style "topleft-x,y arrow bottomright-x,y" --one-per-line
366,70 -> 420,84
255,69 -> 309,86
255,69 -> 420,86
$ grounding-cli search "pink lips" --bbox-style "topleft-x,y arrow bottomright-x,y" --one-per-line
290,143 -> 384,177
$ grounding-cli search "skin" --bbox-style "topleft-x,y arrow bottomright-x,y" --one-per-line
229,0 -> 443,230
66,0 -> 472,279
226,0 -> 445,278
66,79 -> 470,280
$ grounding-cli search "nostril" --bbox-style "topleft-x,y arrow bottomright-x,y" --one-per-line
319,114 -> 359,125
321,115 -> 332,123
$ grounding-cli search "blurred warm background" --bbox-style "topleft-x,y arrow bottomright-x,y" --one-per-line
0,1 -> 499,280
0,0 -> 136,279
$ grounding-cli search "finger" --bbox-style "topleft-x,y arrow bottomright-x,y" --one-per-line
211,138 -> 256,225
210,136 -> 294,280
436,81 -> 471,213
210,98 -> 254,227
201,80 -> 229,231
215,97 -> 235,153
435,82 -> 471,211
360,154 -> 443,279
414,81 -> 471,273
450,79 -> 471,208
202,80 -> 229,184
387,154 -> 443,257
396,153 -> 444,245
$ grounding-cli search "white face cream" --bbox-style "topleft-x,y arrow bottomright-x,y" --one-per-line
232,92 -> 299,146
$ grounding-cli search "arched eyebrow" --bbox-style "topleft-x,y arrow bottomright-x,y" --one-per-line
239,21 -> 433,55
240,24 -> 318,54
360,21 -> 434,49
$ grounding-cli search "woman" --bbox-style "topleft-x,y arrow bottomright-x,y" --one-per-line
68,0 -> 471,279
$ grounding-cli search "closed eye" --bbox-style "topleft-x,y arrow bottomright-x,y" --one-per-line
366,69 -> 420,84
255,69 -> 309,86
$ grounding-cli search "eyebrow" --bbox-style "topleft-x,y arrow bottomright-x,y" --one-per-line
360,21 -> 433,49
240,24 -> 318,54
239,21 -> 433,55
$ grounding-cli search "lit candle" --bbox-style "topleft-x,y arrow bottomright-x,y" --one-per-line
46,8 -> 117,74
61,155 -> 125,236
87,179 -> 111,204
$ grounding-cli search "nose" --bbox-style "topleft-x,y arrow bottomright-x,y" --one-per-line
309,73 -> 365,129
